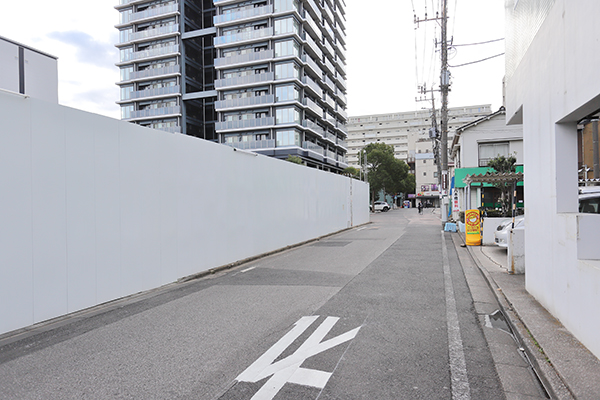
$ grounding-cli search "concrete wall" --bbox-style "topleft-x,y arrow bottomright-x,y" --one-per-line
505,0 -> 600,359
0,91 -> 369,336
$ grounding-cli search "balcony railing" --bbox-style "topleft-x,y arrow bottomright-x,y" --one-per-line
303,141 -> 324,155
214,72 -> 275,88
215,94 -> 275,110
129,24 -> 179,42
324,131 -> 337,143
303,97 -> 323,116
216,117 -> 275,131
129,106 -> 181,119
127,65 -> 180,81
323,38 -> 335,58
128,85 -> 180,100
302,119 -> 326,137
336,107 -> 348,120
121,4 -> 179,25
323,56 -> 335,75
124,45 -> 180,62
224,139 -> 276,150
214,4 -> 273,25
303,33 -> 323,59
336,90 -> 347,106
335,58 -> 347,76
304,0 -> 320,18
215,49 -> 274,67
215,27 -> 272,46
302,75 -> 322,97
301,54 -> 321,77
303,11 -> 320,37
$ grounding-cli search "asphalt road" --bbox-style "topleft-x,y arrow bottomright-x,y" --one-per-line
0,209 -> 505,399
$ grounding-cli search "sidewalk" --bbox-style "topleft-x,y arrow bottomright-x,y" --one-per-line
450,231 -> 600,399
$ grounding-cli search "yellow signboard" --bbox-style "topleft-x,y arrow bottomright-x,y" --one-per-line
465,209 -> 481,246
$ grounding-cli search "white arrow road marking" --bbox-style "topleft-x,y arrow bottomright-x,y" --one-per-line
236,316 -> 361,400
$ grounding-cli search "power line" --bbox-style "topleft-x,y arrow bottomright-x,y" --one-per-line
449,53 -> 505,68
453,38 -> 504,47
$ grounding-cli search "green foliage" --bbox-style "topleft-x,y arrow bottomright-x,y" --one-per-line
358,143 -> 414,204
487,154 -> 517,216
285,155 -> 303,164
487,154 -> 517,174
343,166 -> 360,179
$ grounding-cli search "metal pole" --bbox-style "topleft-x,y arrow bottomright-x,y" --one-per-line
440,0 -> 450,224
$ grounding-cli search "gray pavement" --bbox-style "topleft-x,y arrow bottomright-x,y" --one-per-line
448,220 -> 600,400
0,207 -> 598,399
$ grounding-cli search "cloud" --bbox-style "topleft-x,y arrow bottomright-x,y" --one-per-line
47,30 -> 117,70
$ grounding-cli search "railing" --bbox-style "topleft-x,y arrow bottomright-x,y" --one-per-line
156,126 -> 181,133
129,24 -> 179,42
335,58 -> 347,75
215,94 -> 275,110
215,50 -> 274,67
303,11 -> 320,37
336,75 -> 347,90
129,106 -> 181,119
324,92 -> 336,109
323,38 -> 335,58
301,54 -> 321,76
121,4 -> 179,25
125,45 -> 180,62
302,119 -> 326,137
215,27 -> 272,46
303,97 -> 323,116
336,122 -> 348,134
336,90 -> 347,105
303,33 -> 323,59
215,72 -> 275,88
128,65 -> 180,81
326,149 -> 336,160
322,2 -> 335,25
304,0 -> 320,17
336,107 -> 348,120
302,75 -> 322,96
214,4 -> 273,25
127,85 -> 180,100
323,57 -> 335,75
216,117 -> 275,131
324,131 -> 337,143
224,139 -> 276,150
303,141 -> 324,155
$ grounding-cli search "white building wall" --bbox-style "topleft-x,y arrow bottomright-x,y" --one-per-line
505,0 -> 600,359
0,91 -> 369,336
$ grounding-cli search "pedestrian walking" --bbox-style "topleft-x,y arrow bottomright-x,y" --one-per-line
417,202 -> 423,214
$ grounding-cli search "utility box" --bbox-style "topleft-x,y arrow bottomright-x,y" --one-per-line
508,228 -> 525,274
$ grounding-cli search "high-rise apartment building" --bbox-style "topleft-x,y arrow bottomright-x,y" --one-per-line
115,0 -> 218,139
115,0 -> 349,172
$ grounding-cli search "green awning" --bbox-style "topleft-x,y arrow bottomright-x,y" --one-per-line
454,166 -> 524,188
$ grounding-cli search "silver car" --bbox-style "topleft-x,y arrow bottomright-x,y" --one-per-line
494,216 -> 525,248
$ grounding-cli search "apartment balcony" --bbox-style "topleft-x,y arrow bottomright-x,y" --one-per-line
336,74 -> 347,91
338,139 -> 348,150
335,90 -> 347,106
127,65 -> 180,82
119,45 -> 180,65
324,130 -> 337,144
335,106 -> 348,120
336,121 -> 348,135
123,85 -> 181,101
323,38 -> 335,58
128,105 -> 181,120
323,20 -> 335,43
304,0 -> 320,19
302,11 -> 320,38
323,56 -> 335,76
216,117 -> 275,131
303,141 -> 324,156
215,94 -> 275,111
156,126 -> 181,133
321,2 -> 335,25
224,139 -> 276,151
128,24 -> 179,43
302,75 -> 322,98
118,3 -> 179,26
323,77 -> 336,96
303,33 -> 323,60
335,57 -> 347,76
214,4 -> 273,26
215,28 -> 272,47
301,54 -> 321,78
215,49 -> 274,68
303,97 -> 323,117
303,119 -> 326,138
214,72 -> 275,89
335,42 -> 346,61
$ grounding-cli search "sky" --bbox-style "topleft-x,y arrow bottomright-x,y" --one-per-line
0,0 -> 505,120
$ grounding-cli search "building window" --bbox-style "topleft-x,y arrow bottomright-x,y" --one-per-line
274,17 -> 300,36
275,84 -> 300,102
274,39 -> 300,58
275,106 -> 301,124
479,142 -> 509,167
276,128 -> 301,147
275,61 -> 300,80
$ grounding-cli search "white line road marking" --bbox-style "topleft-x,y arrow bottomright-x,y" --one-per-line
441,231 -> 471,400
241,267 -> 256,273
236,316 -> 361,400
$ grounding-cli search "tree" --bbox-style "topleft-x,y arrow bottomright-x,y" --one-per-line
487,154 -> 517,216
359,143 -> 414,207
343,166 -> 360,179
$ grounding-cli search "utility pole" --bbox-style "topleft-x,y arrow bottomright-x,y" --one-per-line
440,0 -> 450,224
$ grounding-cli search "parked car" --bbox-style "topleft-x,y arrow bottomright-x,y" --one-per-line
494,215 -> 525,248
371,201 -> 390,212
579,187 -> 600,214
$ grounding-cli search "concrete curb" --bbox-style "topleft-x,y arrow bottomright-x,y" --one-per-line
451,233 -> 574,400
